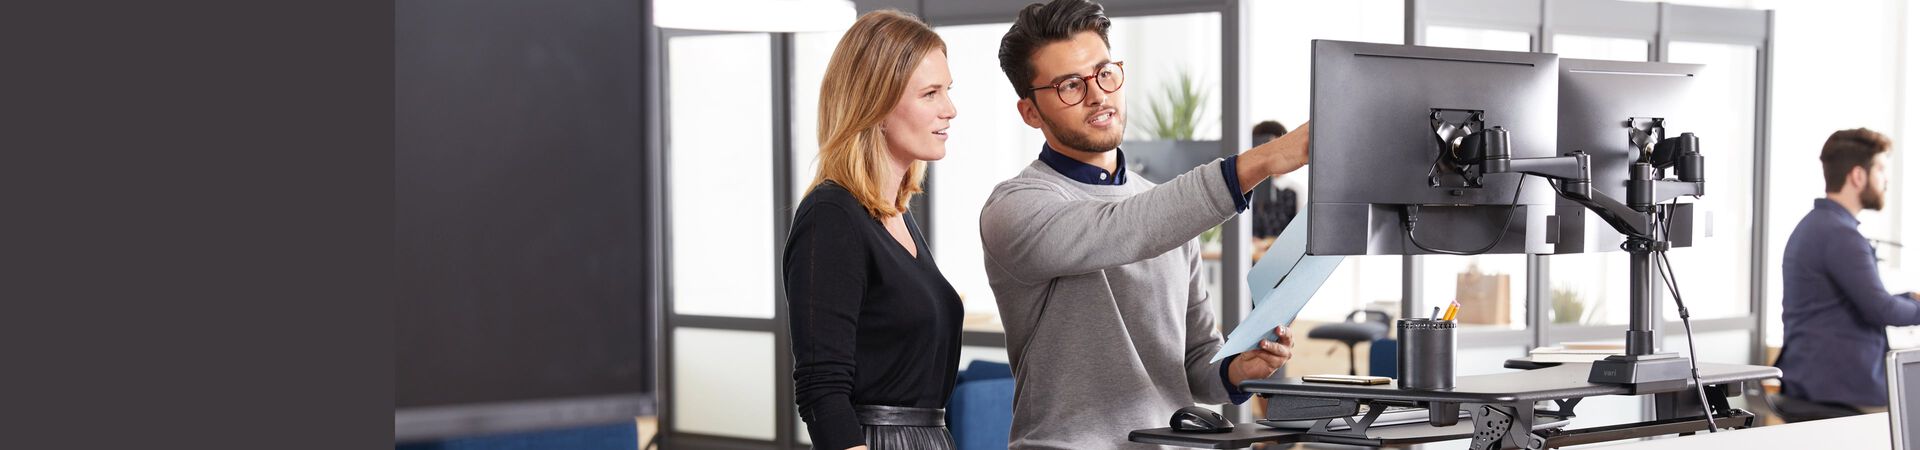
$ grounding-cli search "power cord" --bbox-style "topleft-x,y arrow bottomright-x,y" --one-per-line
1402,177 -> 1526,255
1653,202 -> 1719,433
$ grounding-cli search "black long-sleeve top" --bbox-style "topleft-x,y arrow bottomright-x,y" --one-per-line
784,182 -> 963,449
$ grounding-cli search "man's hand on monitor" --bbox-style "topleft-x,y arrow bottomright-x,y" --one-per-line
1266,121 -> 1311,175
1227,326 -> 1295,386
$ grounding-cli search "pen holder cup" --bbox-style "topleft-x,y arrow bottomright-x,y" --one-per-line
1397,318 -> 1456,390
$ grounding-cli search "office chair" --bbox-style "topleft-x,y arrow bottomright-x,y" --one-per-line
1764,389 -> 1871,423
1307,310 -> 1392,376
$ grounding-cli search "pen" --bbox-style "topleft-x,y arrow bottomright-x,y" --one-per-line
1430,306 -> 1441,320
1442,301 -> 1460,321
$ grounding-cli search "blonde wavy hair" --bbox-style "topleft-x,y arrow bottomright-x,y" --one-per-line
809,10 -> 946,219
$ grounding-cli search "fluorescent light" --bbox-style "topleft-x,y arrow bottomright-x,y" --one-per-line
654,0 -> 856,33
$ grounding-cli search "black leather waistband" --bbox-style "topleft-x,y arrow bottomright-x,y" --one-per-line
854,405 -> 945,427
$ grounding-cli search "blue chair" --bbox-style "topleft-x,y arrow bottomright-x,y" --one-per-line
395,421 -> 638,450
1369,336 -> 1398,378
948,360 -> 1015,450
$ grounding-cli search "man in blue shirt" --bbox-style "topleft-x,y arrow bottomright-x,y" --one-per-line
1778,127 -> 1919,418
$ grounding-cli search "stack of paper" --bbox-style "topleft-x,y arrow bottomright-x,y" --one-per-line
1526,341 -> 1624,363
1527,347 -> 1620,363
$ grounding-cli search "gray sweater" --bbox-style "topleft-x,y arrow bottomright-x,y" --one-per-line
979,159 -> 1243,449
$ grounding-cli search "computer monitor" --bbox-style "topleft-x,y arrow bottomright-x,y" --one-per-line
1553,58 -> 1705,253
1891,348 -> 1920,450
1306,40 -> 1559,256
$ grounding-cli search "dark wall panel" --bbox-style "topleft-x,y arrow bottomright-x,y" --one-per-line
396,0 -> 648,408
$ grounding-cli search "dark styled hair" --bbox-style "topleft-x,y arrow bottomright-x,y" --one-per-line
997,0 -> 1112,100
1253,121 -> 1289,141
1819,128 -> 1891,193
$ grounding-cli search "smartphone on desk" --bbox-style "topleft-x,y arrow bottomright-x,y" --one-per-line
1301,374 -> 1391,385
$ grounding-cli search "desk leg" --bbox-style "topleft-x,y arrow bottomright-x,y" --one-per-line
1466,403 -> 1543,450
1654,390 -> 1694,421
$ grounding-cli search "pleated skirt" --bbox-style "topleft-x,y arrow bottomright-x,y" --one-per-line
855,405 -> 955,450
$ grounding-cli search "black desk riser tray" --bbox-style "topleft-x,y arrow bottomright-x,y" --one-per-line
1130,414 -> 1570,448
1238,362 -> 1778,403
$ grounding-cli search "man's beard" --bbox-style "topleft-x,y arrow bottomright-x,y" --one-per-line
1039,109 -> 1123,152
1862,183 -> 1885,211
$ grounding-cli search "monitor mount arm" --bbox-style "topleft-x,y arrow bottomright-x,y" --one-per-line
1465,124 -> 1706,391
1476,125 -> 1704,240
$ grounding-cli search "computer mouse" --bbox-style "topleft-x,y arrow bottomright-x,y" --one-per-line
1170,406 -> 1234,433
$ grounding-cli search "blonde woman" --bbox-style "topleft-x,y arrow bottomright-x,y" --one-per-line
784,10 -> 960,450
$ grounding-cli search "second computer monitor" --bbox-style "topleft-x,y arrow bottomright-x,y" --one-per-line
1307,40 -> 1559,256
1891,349 -> 1920,450
1555,58 -> 1705,253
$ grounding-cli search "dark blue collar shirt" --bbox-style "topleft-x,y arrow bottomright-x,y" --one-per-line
1037,143 -> 1129,186
1777,198 -> 1920,407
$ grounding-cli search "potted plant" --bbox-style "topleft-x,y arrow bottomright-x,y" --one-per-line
1550,284 -> 1587,324
1137,68 -> 1210,141
1123,68 -> 1220,185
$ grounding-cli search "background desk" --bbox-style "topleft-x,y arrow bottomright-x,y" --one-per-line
1593,413 -> 1889,449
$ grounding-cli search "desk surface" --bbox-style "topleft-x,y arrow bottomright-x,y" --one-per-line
1239,362 -> 1780,404
1591,413 -> 1890,449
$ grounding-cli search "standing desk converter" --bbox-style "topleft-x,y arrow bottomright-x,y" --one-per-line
1130,361 -> 1780,449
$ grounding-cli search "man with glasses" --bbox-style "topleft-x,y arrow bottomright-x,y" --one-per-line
1776,127 -> 1920,421
977,0 -> 1312,447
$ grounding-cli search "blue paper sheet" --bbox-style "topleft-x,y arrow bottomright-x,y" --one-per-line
1212,209 -> 1345,363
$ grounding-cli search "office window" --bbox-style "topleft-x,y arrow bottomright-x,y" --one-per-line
1545,253 -> 1630,327
1661,41 -> 1758,321
1247,0 -> 1406,324
1423,26 -> 1531,53
667,33 -> 777,320
928,22 -> 1046,331
1247,0 -> 1402,129
1110,13 -> 1223,142
672,328 -> 776,440
790,26 -> 853,206
1299,257 -> 1406,324
1552,34 -> 1648,62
